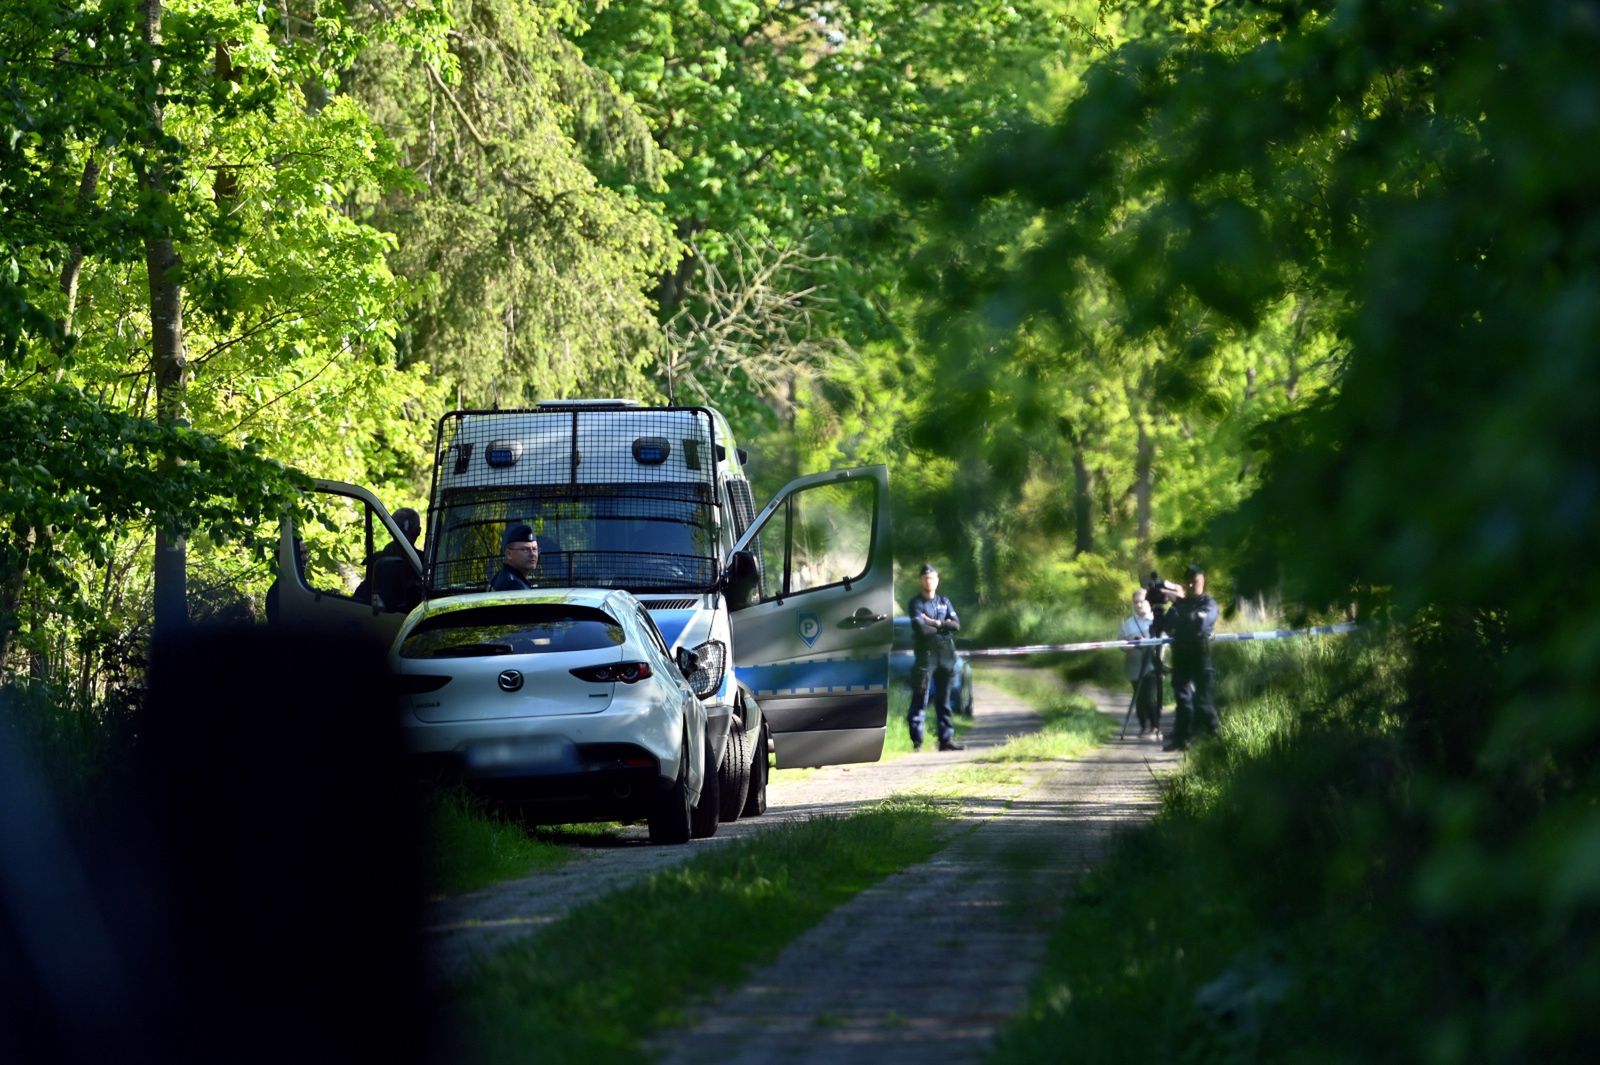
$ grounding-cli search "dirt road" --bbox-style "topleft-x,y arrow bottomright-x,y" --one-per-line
425,672 -> 1180,1040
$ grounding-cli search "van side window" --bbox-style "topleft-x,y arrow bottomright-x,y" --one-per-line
746,477 -> 876,601
301,492 -> 379,603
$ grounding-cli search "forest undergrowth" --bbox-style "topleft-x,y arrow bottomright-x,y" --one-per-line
994,626 -> 1598,1063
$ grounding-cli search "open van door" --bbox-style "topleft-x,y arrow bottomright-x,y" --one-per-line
272,480 -> 423,649
728,466 -> 892,768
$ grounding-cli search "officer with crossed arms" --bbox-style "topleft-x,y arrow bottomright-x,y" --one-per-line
906,563 -> 964,752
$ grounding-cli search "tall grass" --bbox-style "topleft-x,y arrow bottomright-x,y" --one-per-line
422,786 -> 600,896
991,630 -> 1489,1064
0,679 -> 136,813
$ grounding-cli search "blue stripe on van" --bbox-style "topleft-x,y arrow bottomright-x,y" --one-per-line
737,657 -> 888,697
644,608 -> 695,649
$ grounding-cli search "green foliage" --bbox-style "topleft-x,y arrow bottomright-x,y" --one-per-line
578,0 -> 1066,417
0,0 -> 440,700
352,0 -> 680,407
1000,630 -> 1600,1063
0,384 -> 306,632
912,14 -> 1600,1048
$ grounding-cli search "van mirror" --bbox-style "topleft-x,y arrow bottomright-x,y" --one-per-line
722,549 -> 760,608
676,646 -> 700,679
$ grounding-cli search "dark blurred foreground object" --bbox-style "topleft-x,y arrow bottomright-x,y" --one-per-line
1,627 -> 432,1065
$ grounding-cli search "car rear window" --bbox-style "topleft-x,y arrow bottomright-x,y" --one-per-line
400,604 -> 625,659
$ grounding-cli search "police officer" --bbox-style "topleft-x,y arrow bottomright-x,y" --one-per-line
489,523 -> 540,591
907,563 -> 964,752
357,507 -> 424,612
1158,563 -> 1219,751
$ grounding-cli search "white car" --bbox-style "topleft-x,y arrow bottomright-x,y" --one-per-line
391,587 -> 713,844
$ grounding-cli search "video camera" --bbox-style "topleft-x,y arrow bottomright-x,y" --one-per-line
1145,571 -> 1185,608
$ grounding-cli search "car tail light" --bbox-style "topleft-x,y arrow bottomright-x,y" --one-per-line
570,661 -> 654,684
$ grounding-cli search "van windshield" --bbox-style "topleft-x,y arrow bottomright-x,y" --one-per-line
429,482 -> 719,594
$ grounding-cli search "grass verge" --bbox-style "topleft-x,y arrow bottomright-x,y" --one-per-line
450,796 -> 952,1064
424,787 -> 613,896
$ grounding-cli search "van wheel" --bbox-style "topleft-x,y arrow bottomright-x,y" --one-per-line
648,738 -> 692,845
741,721 -> 769,818
718,719 -> 752,822
690,736 -> 721,839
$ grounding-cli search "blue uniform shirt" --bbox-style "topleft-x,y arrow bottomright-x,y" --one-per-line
908,593 -> 960,668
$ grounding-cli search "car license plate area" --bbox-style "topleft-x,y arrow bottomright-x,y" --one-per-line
462,736 -> 577,776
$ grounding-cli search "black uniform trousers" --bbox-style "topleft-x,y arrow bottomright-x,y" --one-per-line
1170,650 -> 1217,745
907,660 -> 955,748
1132,648 -> 1163,732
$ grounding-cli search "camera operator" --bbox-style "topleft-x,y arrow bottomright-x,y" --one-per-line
1120,588 -> 1164,738
1154,563 -> 1219,751
1145,570 -> 1183,631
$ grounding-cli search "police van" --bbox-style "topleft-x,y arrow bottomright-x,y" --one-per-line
275,401 -> 893,827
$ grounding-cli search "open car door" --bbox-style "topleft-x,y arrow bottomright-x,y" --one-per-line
273,480 -> 423,649
728,466 -> 892,768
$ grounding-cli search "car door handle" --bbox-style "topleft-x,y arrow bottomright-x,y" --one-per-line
837,607 -> 887,629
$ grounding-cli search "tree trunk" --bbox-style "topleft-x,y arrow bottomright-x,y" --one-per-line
0,524 -> 36,674
58,152 -> 102,340
1135,416 -> 1153,561
1070,439 -> 1094,557
141,0 -> 188,636
653,218 -> 706,317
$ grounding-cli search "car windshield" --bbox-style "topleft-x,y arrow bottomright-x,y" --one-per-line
425,407 -> 724,596
399,604 -> 625,659
428,482 -> 719,594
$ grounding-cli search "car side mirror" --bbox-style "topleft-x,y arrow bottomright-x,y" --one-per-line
676,647 -> 701,679
721,549 -> 760,609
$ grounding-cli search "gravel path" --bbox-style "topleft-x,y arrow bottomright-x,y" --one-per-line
424,673 -> 1178,995
650,683 -> 1178,1065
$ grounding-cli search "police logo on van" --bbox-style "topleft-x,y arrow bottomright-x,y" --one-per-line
797,612 -> 821,648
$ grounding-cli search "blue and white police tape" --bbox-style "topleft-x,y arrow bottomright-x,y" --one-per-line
963,622 -> 1360,660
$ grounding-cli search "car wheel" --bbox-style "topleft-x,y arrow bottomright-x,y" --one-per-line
741,721 -> 769,818
690,736 -> 721,839
718,718 -> 752,823
648,737 -> 692,845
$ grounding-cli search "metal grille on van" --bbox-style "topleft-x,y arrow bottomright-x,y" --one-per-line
425,408 -> 723,596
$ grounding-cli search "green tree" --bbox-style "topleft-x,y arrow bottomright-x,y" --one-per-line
911,0 -> 1600,1053
578,0 -> 1063,417
2,0 -> 443,691
350,0 -> 679,407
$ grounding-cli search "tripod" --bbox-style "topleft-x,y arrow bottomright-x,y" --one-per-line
1119,661 -> 1163,740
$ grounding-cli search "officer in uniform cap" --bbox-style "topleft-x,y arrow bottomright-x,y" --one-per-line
906,563 -> 964,752
1157,562 -> 1219,751
490,523 -> 540,591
